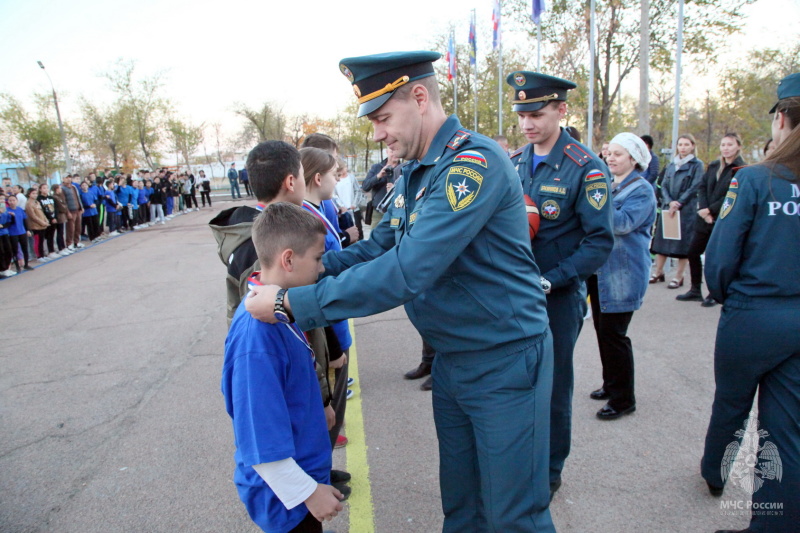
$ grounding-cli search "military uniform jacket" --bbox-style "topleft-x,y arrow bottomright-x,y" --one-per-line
510,129 -> 614,292
705,164 -> 800,308
289,115 -> 550,354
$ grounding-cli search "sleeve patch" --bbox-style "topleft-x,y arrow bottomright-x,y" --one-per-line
729,177 -> 738,189
453,150 -> 488,168
585,169 -> 605,182
445,166 -> 483,211
446,130 -> 471,150
585,182 -> 609,210
564,143 -> 592,167
719,191 -> 737,219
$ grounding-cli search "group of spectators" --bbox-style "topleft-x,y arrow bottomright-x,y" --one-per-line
0,168 -> 214,278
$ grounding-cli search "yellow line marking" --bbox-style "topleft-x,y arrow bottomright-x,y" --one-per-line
345,319 -> 375,532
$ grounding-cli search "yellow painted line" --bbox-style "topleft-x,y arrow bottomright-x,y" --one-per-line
344,319 -> 375,533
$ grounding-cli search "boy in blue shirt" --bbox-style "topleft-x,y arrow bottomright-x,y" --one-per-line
222,202 -> 343,533
5,194 -> 33,271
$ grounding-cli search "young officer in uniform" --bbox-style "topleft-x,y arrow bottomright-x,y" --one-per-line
506,71 -> 614,499
701,72 -> 800,533
246,51 -> 555,532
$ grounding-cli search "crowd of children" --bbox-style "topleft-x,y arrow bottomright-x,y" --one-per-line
0,169 -> 211,278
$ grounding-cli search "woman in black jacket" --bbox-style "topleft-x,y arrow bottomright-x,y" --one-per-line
650,134 -> 705,288
676,133 -> 745,306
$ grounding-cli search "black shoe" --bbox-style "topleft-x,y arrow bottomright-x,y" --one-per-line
23,265 -> 34,271
549,478 -> 562,502
706,481 -> 724,497
332,482 -> 351,500
701,295 -> 718,308
590,387 -> 609,400
676,288 -> 703,301
420,376 -> 432,391
330,469 -> 351,484
404,361 -> 432,380
596,403 -> 636,420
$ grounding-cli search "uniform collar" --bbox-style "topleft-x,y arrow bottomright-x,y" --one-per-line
519,128 -> 571,169
419,115 -> 463,167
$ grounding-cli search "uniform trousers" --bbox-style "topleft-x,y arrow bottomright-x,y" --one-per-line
545,286 -> 587,485
701,303 -> 800,532
432,332 -> 555,533
586,275 -> 636,409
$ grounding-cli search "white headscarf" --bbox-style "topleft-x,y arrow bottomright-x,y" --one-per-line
609,132 -> 652,169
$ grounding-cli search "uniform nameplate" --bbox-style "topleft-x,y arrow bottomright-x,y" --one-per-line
539,184 -> 569,197
390,217 -> 401,228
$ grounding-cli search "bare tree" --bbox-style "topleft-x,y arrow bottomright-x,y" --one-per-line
104,59 -> 170,170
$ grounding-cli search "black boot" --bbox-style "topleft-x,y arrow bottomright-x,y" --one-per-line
676,286 -> 703,301
701,295 -> 718,307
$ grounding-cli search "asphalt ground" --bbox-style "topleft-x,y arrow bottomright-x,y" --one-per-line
0,197 -> 754,532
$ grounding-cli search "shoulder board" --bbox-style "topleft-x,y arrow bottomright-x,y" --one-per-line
731,165 -> 746,177
509,146 -> 525,159
446,130 -> 471,151
564,143 -> 592,167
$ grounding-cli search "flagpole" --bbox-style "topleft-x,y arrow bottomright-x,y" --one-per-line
587,0 -> 596,150
537,23 -> 542,71
472,8 -> 478,131
498,24 -> 503,136
671,0 -> 684,156
454,30 -> 459,116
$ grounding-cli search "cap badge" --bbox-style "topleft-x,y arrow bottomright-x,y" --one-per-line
518,90 -> 527,100
515,73 -> 526,86
353,84 -> 362,98
340,64 -> 354,82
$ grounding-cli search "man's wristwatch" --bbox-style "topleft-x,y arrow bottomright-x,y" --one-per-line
540,277 -> 552,295
274,288 -> 293,323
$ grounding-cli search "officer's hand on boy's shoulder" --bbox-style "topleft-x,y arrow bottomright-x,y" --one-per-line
305,484 -> 344,522
245,284 -> 282,323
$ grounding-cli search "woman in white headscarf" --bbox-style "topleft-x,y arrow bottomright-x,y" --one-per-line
586,133 -> 657,420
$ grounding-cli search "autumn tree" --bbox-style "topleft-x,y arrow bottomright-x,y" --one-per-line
233,102 -> 286,143
507,0 -> 755,145
104,59 -> 170,170
167,118 -> 204,170
0,93 -> 65,181
79,98 -> 137,172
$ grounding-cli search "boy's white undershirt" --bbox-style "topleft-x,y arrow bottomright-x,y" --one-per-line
253,458 -> 318,510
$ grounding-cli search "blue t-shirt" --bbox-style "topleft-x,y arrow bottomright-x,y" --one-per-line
6,206 -> 26,236
80,191 -> 98,217
137,188 -> 149,205
302,202 -> 352,351
0,211 -> 12,236
222,298 -> 331,533
105,189 -> 118,213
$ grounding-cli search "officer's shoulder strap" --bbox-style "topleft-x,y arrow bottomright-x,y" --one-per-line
509,146 -> 525,159
564,143 -> 593,167
446,130 -> 471,151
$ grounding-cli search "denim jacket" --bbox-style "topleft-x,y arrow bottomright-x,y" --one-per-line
595,171 -> 657,313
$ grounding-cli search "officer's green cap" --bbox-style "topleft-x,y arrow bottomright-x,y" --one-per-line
339,51 -> 441,117
505,71 -> 577,112
770,72 -> 800,114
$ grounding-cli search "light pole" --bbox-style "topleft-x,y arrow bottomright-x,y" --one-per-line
37,61 -> 72,174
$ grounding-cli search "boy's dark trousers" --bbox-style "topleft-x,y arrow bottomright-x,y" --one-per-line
0,234 -> 13,270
